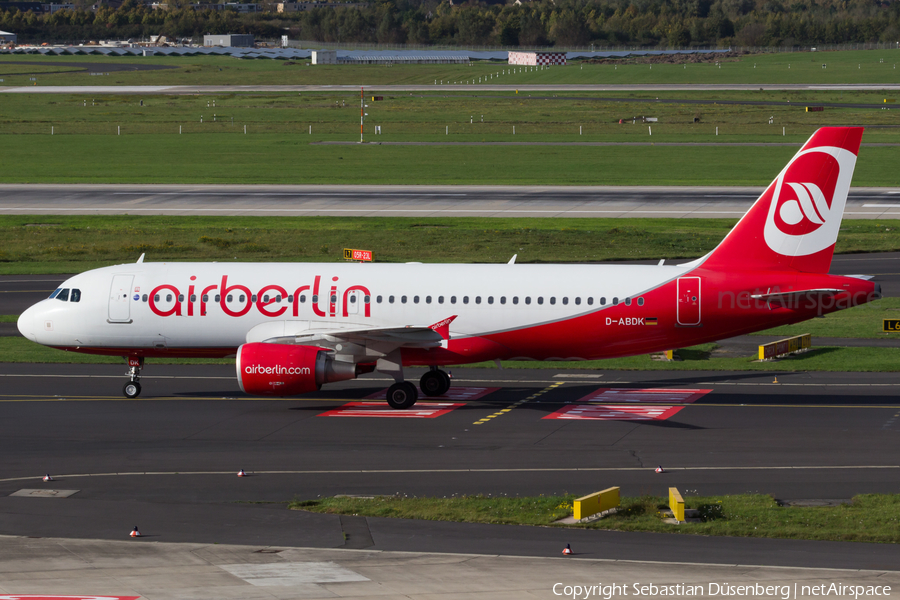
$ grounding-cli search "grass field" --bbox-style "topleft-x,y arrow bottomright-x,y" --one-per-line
293,493 -> 900,543
1,49 -> 900,87
2,216 -> 899,272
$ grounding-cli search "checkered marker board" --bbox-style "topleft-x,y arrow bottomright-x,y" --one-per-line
364,387 -> 498,401
574,388 -> 712,404
544,404 -> 686,421
319,401 -> 464,418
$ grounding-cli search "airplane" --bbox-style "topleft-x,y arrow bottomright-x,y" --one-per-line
17,127 -> 880,409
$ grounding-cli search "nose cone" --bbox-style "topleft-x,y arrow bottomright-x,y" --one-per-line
17,306 -> 37,342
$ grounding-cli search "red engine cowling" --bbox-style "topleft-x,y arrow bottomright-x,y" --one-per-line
236,343 -> 358,396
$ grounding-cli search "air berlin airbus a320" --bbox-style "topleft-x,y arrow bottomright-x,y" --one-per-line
17,127 -> 880,408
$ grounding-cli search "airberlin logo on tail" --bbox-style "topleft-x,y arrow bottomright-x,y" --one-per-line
763,145 -> 857,257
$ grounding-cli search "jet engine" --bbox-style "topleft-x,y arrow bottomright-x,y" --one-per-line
236,342 -> 359,396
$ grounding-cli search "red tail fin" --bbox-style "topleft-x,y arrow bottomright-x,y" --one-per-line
702,127 -> 863,274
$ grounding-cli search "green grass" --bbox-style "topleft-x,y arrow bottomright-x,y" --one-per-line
757,297 -> 900,339
0,133 -> 898,186
293,493 -> 900,543
2,49 -> 900,87
0,315 -> 16,323
2,216 -> 900,274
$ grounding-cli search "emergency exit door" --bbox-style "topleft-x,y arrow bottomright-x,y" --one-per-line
676,277 -> 701,326
108,274 -> 134,323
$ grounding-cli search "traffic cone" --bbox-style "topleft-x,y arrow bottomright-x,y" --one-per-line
42,474 -> 53,482
238,469 -> 246,477
130,526 -> 141,538
562,543 -> 573,555
655,465 -> 665,473
773,376 -> 779,384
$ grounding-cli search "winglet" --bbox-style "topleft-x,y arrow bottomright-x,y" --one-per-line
429,315 -> 458,341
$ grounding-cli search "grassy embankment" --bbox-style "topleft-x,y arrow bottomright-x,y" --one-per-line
292,493 -> 900,544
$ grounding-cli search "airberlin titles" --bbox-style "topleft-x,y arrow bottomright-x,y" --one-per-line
148,274 -> 372,319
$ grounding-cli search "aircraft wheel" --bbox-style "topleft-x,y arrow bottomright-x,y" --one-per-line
386,381 -> 417,409
420,370 -> 451,397
123,381 -> 142,399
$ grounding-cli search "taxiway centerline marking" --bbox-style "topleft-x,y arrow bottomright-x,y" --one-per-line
473,381 -> 563,425
2,464 -> 898,484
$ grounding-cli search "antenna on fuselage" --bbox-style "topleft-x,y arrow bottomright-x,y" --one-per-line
508,254 -> 517,265
658,259 -> 665,266
136,253 -> 145,264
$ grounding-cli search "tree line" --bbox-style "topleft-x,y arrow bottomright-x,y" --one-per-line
2,0 -> 899,47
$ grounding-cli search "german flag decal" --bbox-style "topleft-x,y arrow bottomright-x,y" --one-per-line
645,317 -> 658,325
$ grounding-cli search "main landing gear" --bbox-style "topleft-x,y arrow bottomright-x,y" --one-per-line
384,368 -> 452,410
123,356 -> 143,399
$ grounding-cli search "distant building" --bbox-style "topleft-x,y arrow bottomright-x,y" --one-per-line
311,49 -> 336,64
193,2 -> 259,11
46,2 -> 75,12
508,51 -> 566,66
203,33 -> 255,47
0,30 -> 17,44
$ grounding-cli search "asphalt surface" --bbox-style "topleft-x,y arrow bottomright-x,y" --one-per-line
2,253 -> 899,569
2,184 -> 900,218
4,83 -> 900,94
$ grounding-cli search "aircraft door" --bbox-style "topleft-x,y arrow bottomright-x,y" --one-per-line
676,277 -> 701,326
108,274 -> 134,323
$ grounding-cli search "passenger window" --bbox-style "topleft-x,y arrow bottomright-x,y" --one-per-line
166,294 -> 173,302
226,295 -> 232,302
299,295 -> 306,303
426,296 -> 432,304
190,294 -> 196,303
288,295 -> 294,303
389,295 -> 395,303
513,296 -> 519,305
276,295 -> 282,302
262,295 -> 269,302
438,296 -> 444,304
488,296 -> 494,304
142,294 -> 148,302
330,294 -> 337,303
612,297 -> 619,305
402,295 -> 408,304
414,296 -> 420,303
376,295 -> 382,303
178,294 -> 184,302
364,295 -> 371,304
57,289 -> 69,301
625,298 -> 632,306
563,298 -> 569,305
600,297 -> 606,305
575,297 -> 581,305
500,297 -> 506,304
251,295 -> 257,302
202,294 -> 208,302
463,296 -> 469,304
49,288 -> 61,299
638,297 -> 645,306
538,297 -> 544,305
451,296 -> 457,304
312,294 -> 318,303
239,294 -> 246,302
154,294 -> 160,302
70,289 -> 81,302
349,295 -> 356,303
587,297 -> 593,305
215,295 -> 221,302
550,297 -> 556,305
475,296 -> 481,304
525,297 -> 531,305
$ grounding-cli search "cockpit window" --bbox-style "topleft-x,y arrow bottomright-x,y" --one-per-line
56,289 -> 69,302
70,289 -> 81,303
49,288 -> 61,299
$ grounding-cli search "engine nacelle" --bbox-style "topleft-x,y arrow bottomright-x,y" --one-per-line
236,343 -> 358,396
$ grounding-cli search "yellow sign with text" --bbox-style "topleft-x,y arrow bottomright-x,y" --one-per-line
884,319 -> 900,332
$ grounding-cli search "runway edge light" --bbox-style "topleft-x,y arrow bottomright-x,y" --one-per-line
42,474 -> 53,482
562,543 -> 573,555
655,465 -> 665,473
238,469 -> 247,477
130,526 -> 141,538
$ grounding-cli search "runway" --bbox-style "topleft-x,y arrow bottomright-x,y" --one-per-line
2,184 -> 900,218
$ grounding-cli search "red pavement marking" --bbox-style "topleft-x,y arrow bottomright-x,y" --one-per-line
0,597 -> 141,600
364,387 -> 499,401
319,401 -> 465,418
544,404 -> 686,421
574,388 -> 712,404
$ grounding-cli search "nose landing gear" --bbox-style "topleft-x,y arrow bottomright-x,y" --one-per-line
123,356 -> 143,398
